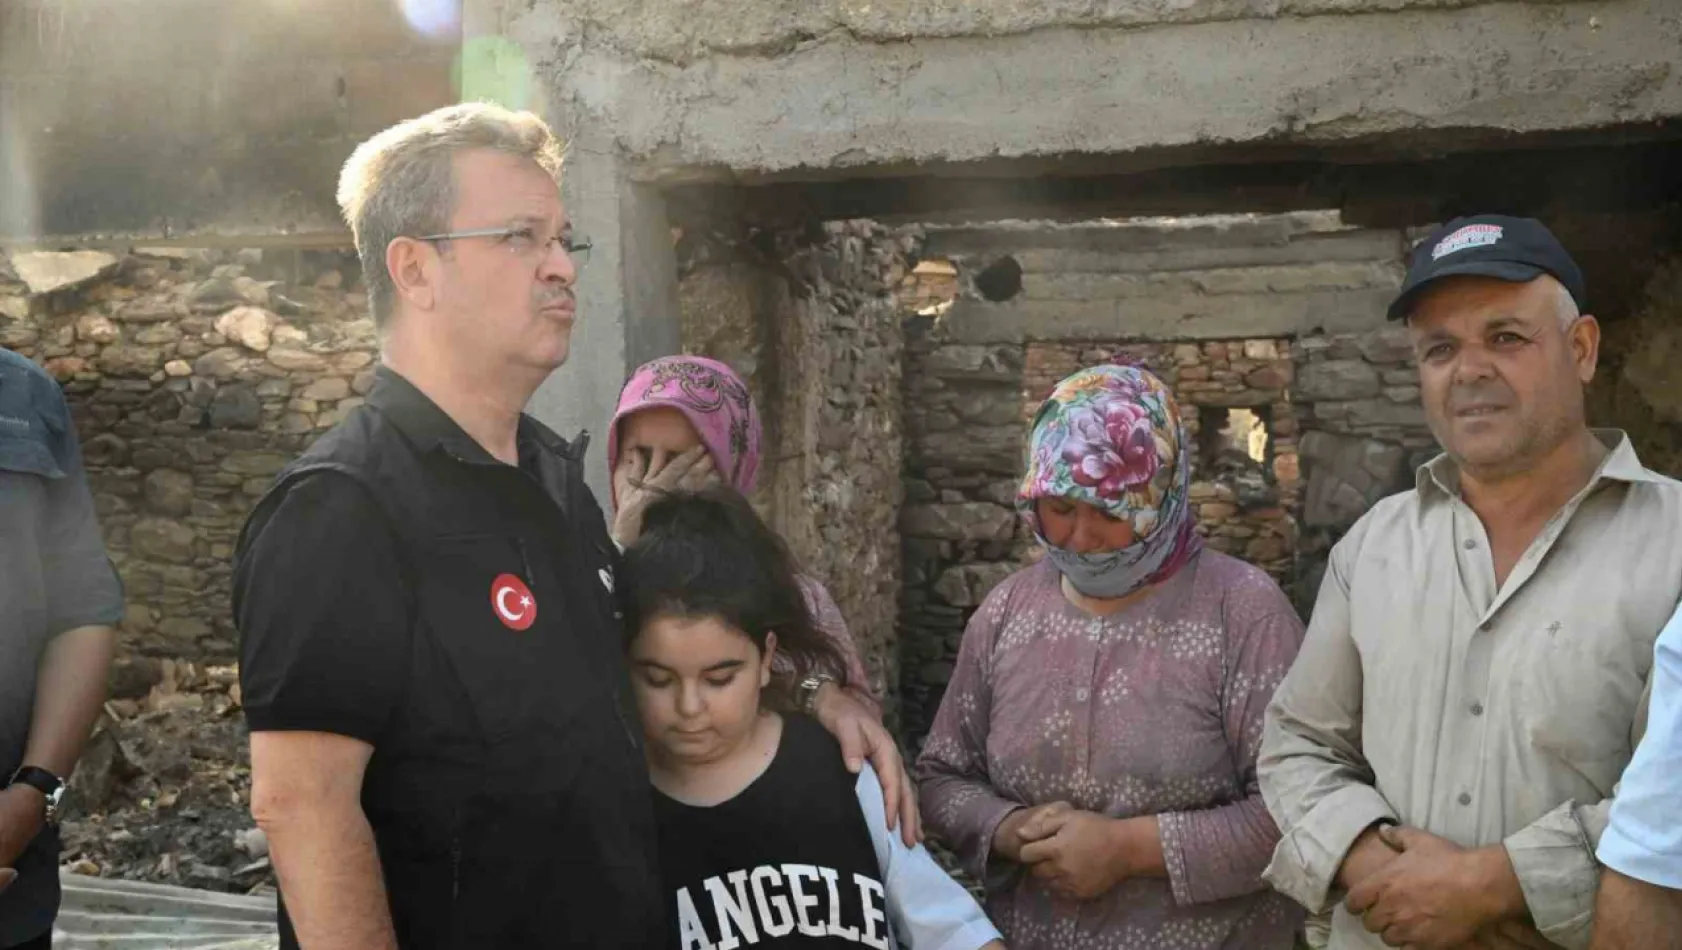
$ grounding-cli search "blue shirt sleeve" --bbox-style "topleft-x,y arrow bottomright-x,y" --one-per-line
854,763 -> 1002,950
1598,605 -> 1682,888
0,351 -> 124,634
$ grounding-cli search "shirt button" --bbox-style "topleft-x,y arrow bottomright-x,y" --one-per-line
1470,702 -> 1484,716
1458,792 -> 1472,806
1463,539 -> 1477,550
1075,688 -> 1090,702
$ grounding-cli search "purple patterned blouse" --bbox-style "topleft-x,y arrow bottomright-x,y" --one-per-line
917,551 -> 1305,950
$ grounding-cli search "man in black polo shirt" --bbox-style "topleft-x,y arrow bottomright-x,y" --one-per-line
233,103 -> 914,950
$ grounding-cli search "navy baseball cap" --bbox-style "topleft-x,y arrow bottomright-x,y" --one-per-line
1387,215 -> 1587,321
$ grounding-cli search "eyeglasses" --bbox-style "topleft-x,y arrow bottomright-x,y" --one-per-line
414,226 -> 593,266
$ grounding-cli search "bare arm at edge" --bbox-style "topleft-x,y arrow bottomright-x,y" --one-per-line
1590,870 -> 1682,950
250,730 -> 397,950
24,624 -> 117,781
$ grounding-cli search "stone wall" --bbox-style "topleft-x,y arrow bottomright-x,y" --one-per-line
0,247 -> 375,659
897,332 -> 1028,740
897,212 -> 1437,743
1289,326 -> 1442,605
1592,256 -> 1682,479
763,223 -> 914,713
677,222 -> 918,718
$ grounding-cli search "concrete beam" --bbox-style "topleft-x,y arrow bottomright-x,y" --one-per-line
925,212 -> 1355,254
923,215 -> 1411,275
489,0 -> 1583,66
492,0 -> 1682,182
1017,261 -> 1405,301
1004,235 -> 1410,275
661,137 -> 1682,231
943,287 -> 1401,344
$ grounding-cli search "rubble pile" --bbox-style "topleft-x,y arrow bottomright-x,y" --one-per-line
58,658 -> 273,897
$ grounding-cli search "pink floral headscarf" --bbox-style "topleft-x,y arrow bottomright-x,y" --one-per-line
609,356 -> 762,494
1017,362 -> 1201,595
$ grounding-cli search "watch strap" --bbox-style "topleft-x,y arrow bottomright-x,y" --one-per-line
8,766 -> 65,823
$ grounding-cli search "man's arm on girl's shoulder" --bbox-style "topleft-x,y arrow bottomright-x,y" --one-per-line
799,574 -> 920,845
799,575 -> 881,714
815,685 -> 921,847
856,764 -> 1004,950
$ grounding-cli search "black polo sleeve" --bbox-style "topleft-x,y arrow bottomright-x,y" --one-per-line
234,471 -> 410,744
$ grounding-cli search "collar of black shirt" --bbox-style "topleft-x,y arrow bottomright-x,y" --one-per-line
365,364 -> 589,477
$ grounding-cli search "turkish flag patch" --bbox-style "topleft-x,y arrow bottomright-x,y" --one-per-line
490,573 -> 537,631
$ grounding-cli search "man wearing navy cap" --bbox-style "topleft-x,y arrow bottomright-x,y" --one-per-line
1259,215 -> 1682,949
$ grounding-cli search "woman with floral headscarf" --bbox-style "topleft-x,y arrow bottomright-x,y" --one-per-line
608,355 -> 925,844
917,362 -> 1306,950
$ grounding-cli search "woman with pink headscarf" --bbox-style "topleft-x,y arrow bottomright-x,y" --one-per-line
608,355 -> 903,789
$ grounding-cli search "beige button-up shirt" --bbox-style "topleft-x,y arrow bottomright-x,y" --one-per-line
1258,430 -> 1682,950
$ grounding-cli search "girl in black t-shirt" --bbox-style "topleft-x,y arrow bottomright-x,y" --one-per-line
620,488 -> 1004,950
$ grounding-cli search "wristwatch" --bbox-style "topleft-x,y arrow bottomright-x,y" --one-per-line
795,673 -> 836,715
7,766 -> 65,826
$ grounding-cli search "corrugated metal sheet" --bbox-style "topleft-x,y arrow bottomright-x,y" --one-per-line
51,872 -> 278,950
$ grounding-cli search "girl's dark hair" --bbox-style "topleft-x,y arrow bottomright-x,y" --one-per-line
619,487 -> 849,709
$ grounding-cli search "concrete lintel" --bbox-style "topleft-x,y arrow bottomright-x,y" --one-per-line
1019,260 -> 1405,301
923,212 -> 1350,254
527,142 -> 682,502
1003,232 -> 1410,275
504,0 -> 1682,181
944,287 -> 1399,344
662,136 -> 1682,232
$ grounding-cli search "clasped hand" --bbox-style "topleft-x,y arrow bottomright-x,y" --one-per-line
995,801 -> 1139,902
1345,825 -> 1557,950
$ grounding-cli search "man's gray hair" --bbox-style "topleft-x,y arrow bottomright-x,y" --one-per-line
1555,280 -> 1580,330
336,102 -> 565,326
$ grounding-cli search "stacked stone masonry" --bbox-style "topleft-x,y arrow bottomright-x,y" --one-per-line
677,222 -> 918,722
1590,255 -> 1682,480
0,247 -> 374,658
